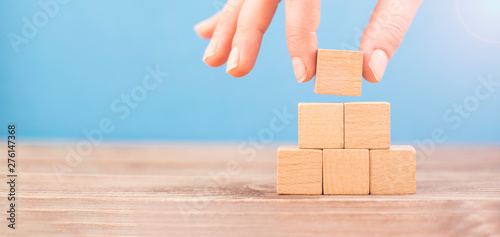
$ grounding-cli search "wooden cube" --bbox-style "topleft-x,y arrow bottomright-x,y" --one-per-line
277,146 -> 323,194
323,149 -> 369,195
370,145 -> 416,194
298,103 -> 344,149
315,49 -> 363,96
344,102 -> 390,149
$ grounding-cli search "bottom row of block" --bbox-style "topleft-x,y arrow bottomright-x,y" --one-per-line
277,145 -> 416,195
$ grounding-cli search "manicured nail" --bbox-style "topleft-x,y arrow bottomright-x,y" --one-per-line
292,57 -> 307,83
203,38 -> 217,63
226,46 -> 240,72
369,49 -> 389,82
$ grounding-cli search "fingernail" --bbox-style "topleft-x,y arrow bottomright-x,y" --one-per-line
226,46 -> 240,72
203,38 -> 217,63
369,49 -> 389,82
292,57 -> 307,83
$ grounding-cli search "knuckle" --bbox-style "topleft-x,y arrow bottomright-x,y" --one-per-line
286,26 -> 316,40
382,15 -> 409,49
286,32 -> 313,47
285,32 -> 317,56
364,14 -> 410,52
235,24 -> 265,37
384,15 -> 409,39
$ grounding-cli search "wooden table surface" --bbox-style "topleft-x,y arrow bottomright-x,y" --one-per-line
1,143 -> 500,236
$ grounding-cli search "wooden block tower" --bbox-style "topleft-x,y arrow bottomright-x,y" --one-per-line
277,50 -> 416,195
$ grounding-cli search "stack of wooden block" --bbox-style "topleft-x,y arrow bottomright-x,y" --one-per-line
277,102 -> 416,195
277,49 -> 416,195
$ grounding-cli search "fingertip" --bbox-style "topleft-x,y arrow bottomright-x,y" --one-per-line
227,62 -> 253,77
194,13 -> 220,39
363,68 -> 379,83
226,69 -> 248,78
226,46 -> 253,78
362,58 -> 380,83
227,65 -> 251,78
364,49 -> 388,83
303,60 -> 316,83
292,57 -> 307,83
291,53 -> 317,83
194,22 -> 214,39
204,57 -> 228,68
360,37 -> 378,83
226,46 -> 240,73
202,37 -> 233,67
301,75 -> 314,83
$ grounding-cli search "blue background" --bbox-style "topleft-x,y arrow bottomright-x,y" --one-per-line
1,0 -> 499,145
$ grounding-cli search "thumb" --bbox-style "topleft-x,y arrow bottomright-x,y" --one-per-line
360,0 -> 422,83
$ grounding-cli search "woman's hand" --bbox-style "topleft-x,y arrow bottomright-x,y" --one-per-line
194,0 -> 421,83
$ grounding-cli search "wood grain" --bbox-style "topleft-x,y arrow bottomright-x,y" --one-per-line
314,49 -> 363,96
323,149 -> 369,195
1,143 -> 499,236
344,102 -> 391,149
298,103 -> 344,149
370,145 -> 416,194
277,146 -> 323,194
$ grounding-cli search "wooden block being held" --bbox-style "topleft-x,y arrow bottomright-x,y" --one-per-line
277,146 -> 323,195
370,145 -> 416,194
298,103 -> 344,149
315,49 -> 363,96
323,149 -> 369,195
344,102 -> 390,149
